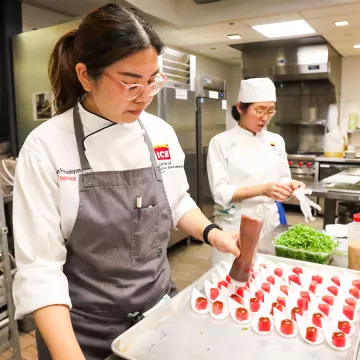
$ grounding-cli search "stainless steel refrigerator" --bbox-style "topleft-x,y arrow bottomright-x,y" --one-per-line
147,88 -> 197,203
146,48 -> 198,246
196,77 -> 227,220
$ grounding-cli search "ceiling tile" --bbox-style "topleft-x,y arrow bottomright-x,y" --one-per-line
190,20 -> 249,34
301,3 -> 360,19
305,13 -> 360,32
327,39 -> 360,50
321,27 -> 360,42
153,24 -> 198,39
225,58 -> 243,64
184,42 -> 234,54
210,51 -> 242,60
338,49 -> 360,56
241,12 -> 303,26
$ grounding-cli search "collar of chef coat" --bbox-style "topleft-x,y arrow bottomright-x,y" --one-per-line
235,124 -> 265,140
78,101 -> 119,136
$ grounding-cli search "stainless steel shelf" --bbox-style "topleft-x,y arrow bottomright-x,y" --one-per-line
0,311 -> 8,322
0,295 -> 7,309
162,58 -> 189,68
162,65 -> 190,75
163,72 -> 189,81
0,184 -> 20,358
0,339 -> 11,354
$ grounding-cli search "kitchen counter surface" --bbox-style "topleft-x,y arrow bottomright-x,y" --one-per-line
315,155 -> 360,164
310,181 -> 360,202
309,178 -> 360,227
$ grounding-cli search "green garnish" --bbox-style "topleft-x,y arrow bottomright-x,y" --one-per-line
241,327 -> 248,331
273,225 -> 340,264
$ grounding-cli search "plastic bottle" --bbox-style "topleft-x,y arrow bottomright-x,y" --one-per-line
324,127 -> 345,158
229,215 -> 264,286
347,213 -> 360,270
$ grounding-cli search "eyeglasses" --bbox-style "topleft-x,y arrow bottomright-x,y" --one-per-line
254,109 -> 277,118
103,71 -> 168,100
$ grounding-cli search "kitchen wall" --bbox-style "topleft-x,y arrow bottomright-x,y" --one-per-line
13,21 -> 79,147
22,3 -> 74,32
339,56 -> 360,135
226,64 -> 243,130
193,53 -> 243,130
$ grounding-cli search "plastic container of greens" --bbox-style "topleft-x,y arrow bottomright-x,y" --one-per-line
272,241 -> 333,265
272,225 -> 339,265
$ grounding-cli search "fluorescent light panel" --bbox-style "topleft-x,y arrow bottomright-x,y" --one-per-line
335,21 -> 349,27
228,34 -> 242,40
252,20 -> 315,39
354,44 -> 360,49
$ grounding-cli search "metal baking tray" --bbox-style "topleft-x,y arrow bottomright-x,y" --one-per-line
111,254 -> 360,360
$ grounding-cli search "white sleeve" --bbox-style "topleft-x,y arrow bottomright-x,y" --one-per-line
277,136 -> 292,183
169,131 -> 198,227
206,137 -> 237,208
13,147 -> 71,320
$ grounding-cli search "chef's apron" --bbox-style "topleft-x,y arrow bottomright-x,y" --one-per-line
36,103 -> 174,359
211,134 -> 283,267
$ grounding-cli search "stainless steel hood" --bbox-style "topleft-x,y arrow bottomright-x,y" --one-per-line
231,37 -> 343,155
231,36 -> 342,100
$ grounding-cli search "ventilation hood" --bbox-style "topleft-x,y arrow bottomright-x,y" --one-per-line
231,36 -> 341,96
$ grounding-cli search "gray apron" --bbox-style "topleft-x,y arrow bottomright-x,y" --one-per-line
36,103 -> 175,359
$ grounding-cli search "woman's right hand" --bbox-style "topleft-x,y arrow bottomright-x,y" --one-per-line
261,183 -> 292,201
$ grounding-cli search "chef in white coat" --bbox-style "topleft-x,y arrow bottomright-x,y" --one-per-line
12,4 -> 240,360
207,77 -> 305,266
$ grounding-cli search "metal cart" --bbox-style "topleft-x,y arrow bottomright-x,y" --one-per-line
0,191 -> 20,358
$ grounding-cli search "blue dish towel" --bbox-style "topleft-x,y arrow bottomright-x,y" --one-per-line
275,201 -> 287,225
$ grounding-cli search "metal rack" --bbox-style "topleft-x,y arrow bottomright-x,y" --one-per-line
0,189 -> 20,358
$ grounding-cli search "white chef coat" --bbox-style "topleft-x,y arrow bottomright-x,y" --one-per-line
207,125 -> 292,265
13,101 -> 198,319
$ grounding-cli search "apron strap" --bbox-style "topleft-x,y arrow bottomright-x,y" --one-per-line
138,118 -> 162,181
73,102 -> 94,187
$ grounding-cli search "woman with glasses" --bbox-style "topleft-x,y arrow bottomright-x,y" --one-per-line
12,4 -> 240,360
207,77 -> 305,266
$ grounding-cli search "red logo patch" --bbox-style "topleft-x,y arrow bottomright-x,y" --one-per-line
154,144 -> 171,161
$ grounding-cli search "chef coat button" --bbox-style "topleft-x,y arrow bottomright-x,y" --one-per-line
157,248 -> 162,257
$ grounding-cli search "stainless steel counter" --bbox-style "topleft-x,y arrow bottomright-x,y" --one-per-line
315,156 -> 360,164
308,179 -> 360,228
310,181 -> 360,202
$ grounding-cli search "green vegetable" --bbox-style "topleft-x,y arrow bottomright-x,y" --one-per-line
273,225 -> 340,264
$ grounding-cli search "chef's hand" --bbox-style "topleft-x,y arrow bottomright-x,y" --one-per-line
289,180 -> 306,191
208,229 -> 241,258
262,183 -> 292,201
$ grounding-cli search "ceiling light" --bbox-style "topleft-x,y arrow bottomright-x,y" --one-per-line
228,34 -> 242,40
354,44 -> 360,49
335,21 -> 349,27
252,20 -> 315,39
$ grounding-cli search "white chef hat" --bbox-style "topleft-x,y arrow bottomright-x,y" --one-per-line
238,77 -> 276,103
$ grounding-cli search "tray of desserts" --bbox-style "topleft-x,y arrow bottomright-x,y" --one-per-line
111,254 -> 360,360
